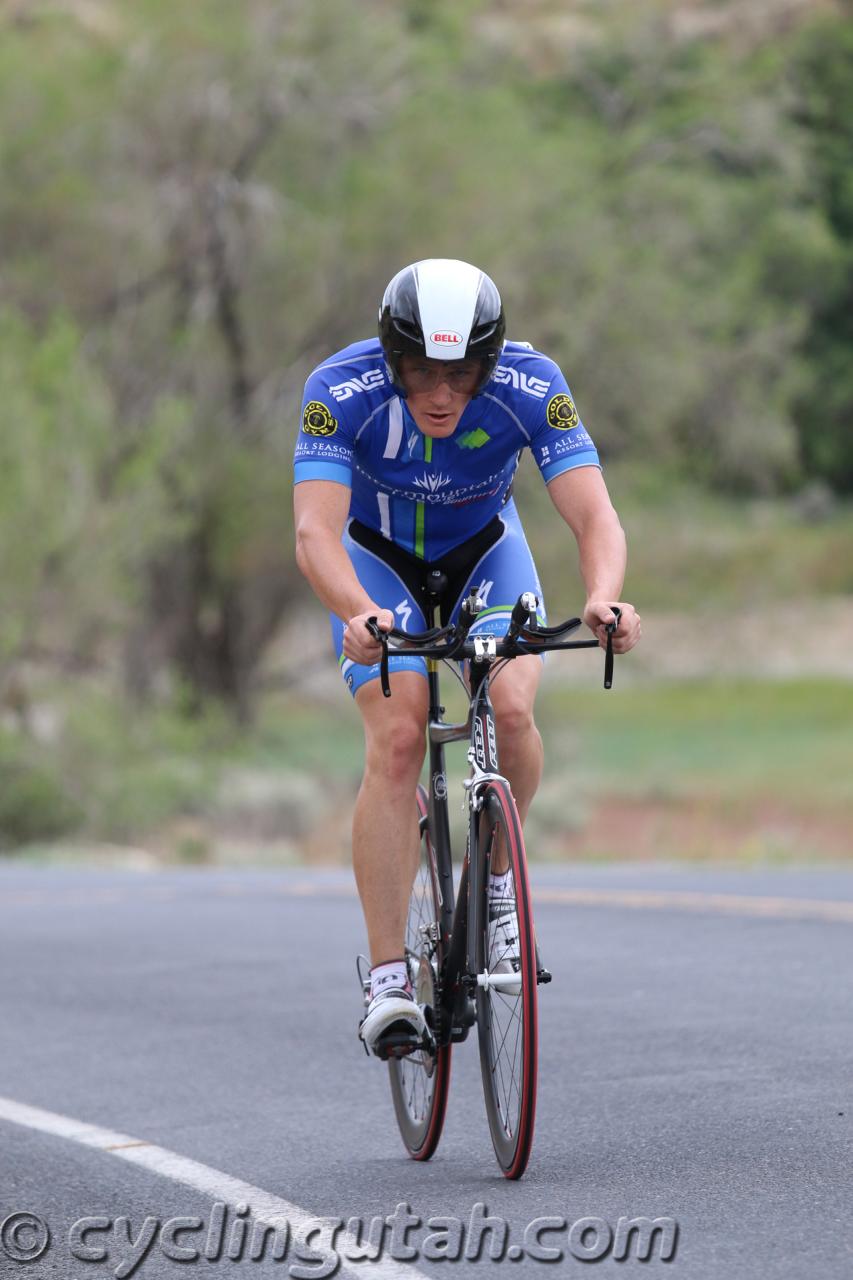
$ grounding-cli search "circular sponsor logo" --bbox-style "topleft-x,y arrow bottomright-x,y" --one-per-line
302,401 -> 338,437
546,393 -> 579,431
430,330 -> 463,346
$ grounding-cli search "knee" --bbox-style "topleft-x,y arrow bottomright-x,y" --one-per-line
365,713 -> 426,787
494,696 -> 537,750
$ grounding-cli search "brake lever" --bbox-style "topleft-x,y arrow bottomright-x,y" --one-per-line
603,606 -> 622,690
365,617 -> 392,698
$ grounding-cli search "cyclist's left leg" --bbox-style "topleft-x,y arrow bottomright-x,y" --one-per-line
487,654 -> 543,830
445,499 -> 546,864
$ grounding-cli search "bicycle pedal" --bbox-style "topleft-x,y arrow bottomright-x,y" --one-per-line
537,966 -> 552,985
373,1030 -> 424,1061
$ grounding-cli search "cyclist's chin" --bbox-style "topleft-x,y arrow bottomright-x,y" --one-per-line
409,405 -> 466,437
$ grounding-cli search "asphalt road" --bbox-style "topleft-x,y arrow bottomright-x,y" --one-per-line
1,862 -> 852,1279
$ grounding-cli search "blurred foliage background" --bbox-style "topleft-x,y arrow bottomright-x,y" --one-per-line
0,0 -> 850,861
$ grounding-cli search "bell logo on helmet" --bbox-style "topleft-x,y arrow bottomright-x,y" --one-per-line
430,331 -> 463,345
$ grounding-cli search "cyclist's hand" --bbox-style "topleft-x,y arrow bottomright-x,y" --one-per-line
343,608 -> 394,664
584,600 -> 641,653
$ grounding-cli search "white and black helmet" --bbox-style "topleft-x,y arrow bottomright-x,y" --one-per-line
378,258 -> 505,396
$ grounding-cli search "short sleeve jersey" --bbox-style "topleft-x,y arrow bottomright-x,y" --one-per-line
293,338 -> 600,560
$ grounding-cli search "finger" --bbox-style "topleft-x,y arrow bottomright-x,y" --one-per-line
590,609 -> 614,629
614,625 -> 640,652
344,634 -> 375,661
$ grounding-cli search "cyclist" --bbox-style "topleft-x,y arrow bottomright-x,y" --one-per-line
293,259 -> 641,1056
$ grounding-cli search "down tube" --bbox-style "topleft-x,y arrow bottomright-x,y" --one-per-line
466,681 -> 497,973
427,689 -> 455,944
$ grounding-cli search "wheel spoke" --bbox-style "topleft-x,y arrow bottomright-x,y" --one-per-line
489,994 -> 523,1135
388,787 -> 450,1160
476,782 -> 537,1177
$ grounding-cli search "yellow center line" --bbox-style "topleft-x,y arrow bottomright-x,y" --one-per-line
533,886 -> 853,924
3,879 -> 852,923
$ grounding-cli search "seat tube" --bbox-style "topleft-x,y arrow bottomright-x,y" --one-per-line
427,664 -> 454,941
466,673 -> 498,972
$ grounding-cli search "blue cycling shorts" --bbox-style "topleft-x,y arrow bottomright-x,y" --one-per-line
331,498 -> 546,697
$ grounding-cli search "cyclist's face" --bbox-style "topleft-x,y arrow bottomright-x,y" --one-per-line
399,355 -> 482,436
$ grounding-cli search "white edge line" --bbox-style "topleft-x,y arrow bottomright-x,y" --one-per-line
0,1095 -> 426,1280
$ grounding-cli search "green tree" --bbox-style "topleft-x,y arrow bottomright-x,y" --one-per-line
0,0 -> 847,730
790,10 -> 853,493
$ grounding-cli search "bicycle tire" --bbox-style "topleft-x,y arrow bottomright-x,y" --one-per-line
388,783 -> 452,1160
474,778 -> 538,1179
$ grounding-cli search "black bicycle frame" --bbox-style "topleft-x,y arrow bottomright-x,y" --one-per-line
421,603 -> 502,1046
368,586 -> 617,1053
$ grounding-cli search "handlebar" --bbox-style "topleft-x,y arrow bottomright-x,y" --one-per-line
364,591 -> 622,698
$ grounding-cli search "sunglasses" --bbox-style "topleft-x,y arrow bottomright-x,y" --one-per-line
400,360 -> 483,395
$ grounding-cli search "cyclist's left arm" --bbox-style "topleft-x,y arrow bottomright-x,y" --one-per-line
546,467 -> 642,653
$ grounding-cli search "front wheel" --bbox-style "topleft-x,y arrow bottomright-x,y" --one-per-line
388,784 -> 451,1160
474,779 -> 538,1179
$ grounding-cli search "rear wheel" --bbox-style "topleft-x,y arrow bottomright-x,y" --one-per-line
475,779 -> 538,1179
388,784 -> 451,1159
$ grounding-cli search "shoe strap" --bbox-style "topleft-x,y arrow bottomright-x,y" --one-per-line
372,985 -> 413,1004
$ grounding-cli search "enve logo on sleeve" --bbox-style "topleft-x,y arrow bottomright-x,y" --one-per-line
302,401 -> 338,437
546,393 -> 579,431
329,369 -> 386,401
494,366 -> 551,399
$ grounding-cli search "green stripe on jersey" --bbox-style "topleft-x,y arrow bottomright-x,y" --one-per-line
415,500 -> 425,559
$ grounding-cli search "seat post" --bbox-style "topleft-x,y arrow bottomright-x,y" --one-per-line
425,568 -> 448,628
424,568 -> 448,723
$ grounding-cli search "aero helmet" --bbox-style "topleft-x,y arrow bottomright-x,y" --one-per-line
378,258 -> 505,396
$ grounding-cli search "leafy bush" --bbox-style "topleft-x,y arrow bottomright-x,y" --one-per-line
0,759 -> 80,848
1,0 -> 852,736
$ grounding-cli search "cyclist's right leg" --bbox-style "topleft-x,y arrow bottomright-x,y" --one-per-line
330,523 -> 431,969
353,672 -> 429,967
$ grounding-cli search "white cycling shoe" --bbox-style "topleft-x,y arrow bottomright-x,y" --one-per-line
359,985 -> 428,1059
488,902 -> 522,996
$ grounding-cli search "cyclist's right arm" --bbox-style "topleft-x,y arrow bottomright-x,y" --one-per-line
293,480 -> 393,663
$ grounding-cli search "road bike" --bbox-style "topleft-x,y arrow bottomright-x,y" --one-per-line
358,574 -> 619,1179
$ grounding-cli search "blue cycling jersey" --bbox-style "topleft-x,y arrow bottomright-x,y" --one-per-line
293,337 -> 600,560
